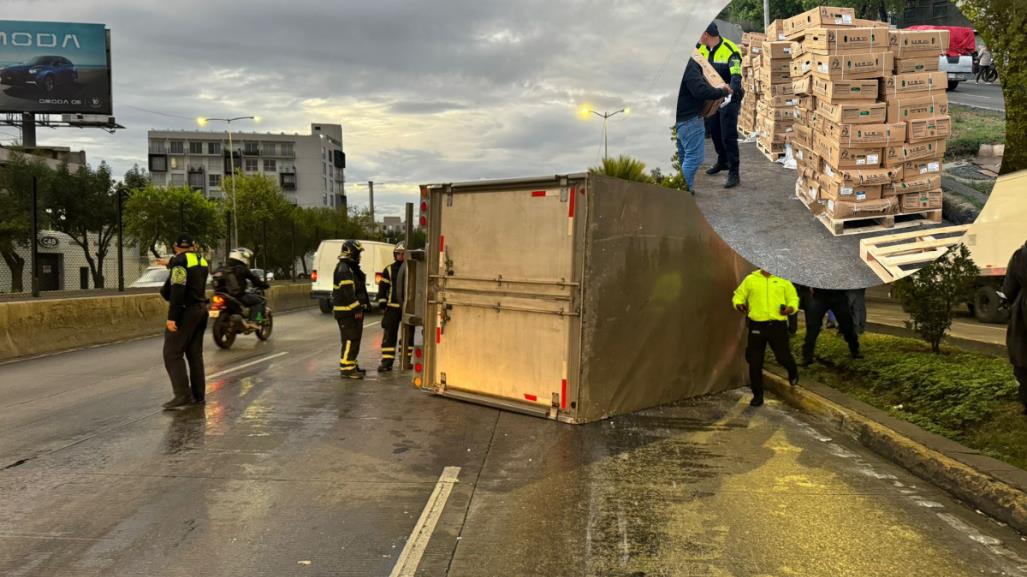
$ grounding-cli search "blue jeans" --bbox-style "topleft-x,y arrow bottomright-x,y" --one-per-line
675,116 -> 706,191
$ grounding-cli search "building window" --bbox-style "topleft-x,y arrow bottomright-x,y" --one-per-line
171,173 -> 186,186
169,140 -> 184,154
150,141 -> 166,153
170,157 -> 180,170
281,143 -> 294,156
189,142 -> 203,154
148,154 -> 167,172
209,174 -> 222,188
280,173 -> 297,191
263,159 -> 276,172
244,142 -> 259,155
208,142 -> 221,155
188,171 -> 205,190
263,142 -> 276,156
245,158 -> 258,172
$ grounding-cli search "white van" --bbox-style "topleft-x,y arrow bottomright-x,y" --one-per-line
311,240 -> 396,314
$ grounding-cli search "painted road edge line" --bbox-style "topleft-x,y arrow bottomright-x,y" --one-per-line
389,466 -> 461,577
208,352 -> 289,379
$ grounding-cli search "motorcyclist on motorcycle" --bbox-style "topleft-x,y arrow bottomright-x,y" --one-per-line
213,248 -> 269,327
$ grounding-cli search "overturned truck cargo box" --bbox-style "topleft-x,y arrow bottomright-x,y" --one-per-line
415,174 -> 749,423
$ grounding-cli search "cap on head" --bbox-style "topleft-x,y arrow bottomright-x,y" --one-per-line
174,234 -> 194,249
706,22 -> 720,37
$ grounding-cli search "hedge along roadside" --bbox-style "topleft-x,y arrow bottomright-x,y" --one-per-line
0,283 -> 314,362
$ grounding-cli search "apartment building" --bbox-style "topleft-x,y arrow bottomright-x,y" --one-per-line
146,123 -> 347,210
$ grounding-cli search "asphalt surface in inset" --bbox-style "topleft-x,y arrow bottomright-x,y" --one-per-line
3,308 -> 1027,576
948,82 -> 1006,112
694,141 -> 951,290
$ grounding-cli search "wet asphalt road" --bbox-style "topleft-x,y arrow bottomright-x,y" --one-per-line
948,82 -> 1006,112
3,308 -> 1027,576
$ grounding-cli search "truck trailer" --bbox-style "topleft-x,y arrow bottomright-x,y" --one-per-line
964,170 -> 1027,323
411,173 -> 750,423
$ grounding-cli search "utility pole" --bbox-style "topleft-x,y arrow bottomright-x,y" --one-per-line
21,113 -> 36,148
764,0 -> 770,29
116,188 -> 124,292
368,180 -> 376,235
30,176 -> 39,297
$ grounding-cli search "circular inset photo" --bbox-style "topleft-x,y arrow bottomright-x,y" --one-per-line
684,0 -> 1008,289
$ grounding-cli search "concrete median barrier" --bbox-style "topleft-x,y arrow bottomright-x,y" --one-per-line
0,283 -> 314,362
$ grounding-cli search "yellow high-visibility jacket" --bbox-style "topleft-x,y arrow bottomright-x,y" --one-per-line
732,270 -> 799,322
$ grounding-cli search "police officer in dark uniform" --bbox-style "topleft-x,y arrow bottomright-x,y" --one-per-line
802,288 -> 862,366
698,22 -> 745,189
333,240 -> 370,379
160,234 -> 210,409
377,242 -> 409,372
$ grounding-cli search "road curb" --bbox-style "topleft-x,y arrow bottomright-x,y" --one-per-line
763,369 -> 1027,534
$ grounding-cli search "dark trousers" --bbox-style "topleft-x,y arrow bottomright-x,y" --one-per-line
803,293 -> 860,362
706,104 -> 740,171
239,292 -> 264,320
163,305 -> 209,402
746,320 -> 798,398
1015,366 -> 1027,408
381,307 -> 409,366
337,315 -> 363,372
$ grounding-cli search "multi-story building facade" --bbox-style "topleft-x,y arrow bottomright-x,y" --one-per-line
146,123 -> 347,211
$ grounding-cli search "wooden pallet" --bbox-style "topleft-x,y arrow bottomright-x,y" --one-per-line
817,208 -> 942,237
756,140 -> 785,161
859,224 -> 972,283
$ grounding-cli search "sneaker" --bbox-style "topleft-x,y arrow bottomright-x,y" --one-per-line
706,163 -> 727,175
750,396 -> 764,407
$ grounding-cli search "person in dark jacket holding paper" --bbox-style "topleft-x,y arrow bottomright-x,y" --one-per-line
1003,241 -> 1027,414
698,22 -> 745,189
676,53 -> 732,194
160,234 -> 209,409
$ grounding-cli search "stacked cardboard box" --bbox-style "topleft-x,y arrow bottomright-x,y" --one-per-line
779,7 -> 950,228
755,27 -> 800,158
738,31 -> 765,136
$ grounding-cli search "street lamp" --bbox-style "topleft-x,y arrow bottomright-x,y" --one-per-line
196,115 -> 260,248
580,106 -> 630,160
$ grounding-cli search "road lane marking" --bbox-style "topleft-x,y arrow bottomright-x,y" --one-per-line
208,352 -> 289,379
389,466 -> 461,577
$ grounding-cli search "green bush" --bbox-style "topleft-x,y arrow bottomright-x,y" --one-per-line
772,330 -> 1026,468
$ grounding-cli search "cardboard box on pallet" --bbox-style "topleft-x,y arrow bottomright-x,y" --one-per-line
907,116 -> 951,143
894,56 -> 939,74
812,77 -> 878,102
903,157 -> 944,177
899,190 -> 943,212
813,132 -> 883,169
819,173 -> 884,203
767,19 -> 787,42
743,32 -> 767,47
825,197 -> 897,219
822,164 -> 897,186
812,52 -> 895,80
885,92 -> 949,124
880,71 -> 947,98
794,122 -> 814,148
816,99 -> 887,124
885,174 -> 942,196
816,119 -> 905,146
784,6 -> 856,39
884,139 -> 947,168
766,82 -> 798,96
791,55 -> 815,78
764,41 -> 795,59
793,76 -> 813,96
805,27 -> 890,55
889,29 -> 950,58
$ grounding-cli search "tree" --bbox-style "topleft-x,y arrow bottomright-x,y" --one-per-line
230,173 -> 298,274
590,155 -> 654,183
0,153 -> 50,293
960,0 -> 1027,174
46,162 -> 118,288
892,244 -> 979,353
123,184 -> 224,258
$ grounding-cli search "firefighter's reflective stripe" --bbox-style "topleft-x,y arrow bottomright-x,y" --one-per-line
380,278 -> 392,285
382,346 -> 396,360
335,279 -> 355,289
334,302 -> 361,311
387,303 -> 401,309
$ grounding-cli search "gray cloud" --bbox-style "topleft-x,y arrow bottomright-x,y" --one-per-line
3,0 -> 727,215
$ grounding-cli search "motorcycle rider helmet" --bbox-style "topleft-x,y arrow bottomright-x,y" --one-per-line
394,241 -> 406,260
229,247 -> 254,267
340,240 -> 364,262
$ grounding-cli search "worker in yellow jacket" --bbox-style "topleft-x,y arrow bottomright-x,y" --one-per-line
732,269 -> 800,406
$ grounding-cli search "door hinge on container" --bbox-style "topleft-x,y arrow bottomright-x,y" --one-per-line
549,393 -> 561,419
440,372 -> 447,391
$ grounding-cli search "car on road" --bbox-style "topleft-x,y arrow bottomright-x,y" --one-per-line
128,266 -> 170,289
0,55 -> 78,93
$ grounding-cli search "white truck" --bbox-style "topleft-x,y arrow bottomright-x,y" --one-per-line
964,171 -> 1027,323
310,239 -> 395,314
410,173 -> 749,423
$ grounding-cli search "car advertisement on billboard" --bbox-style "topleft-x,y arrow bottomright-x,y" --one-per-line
0,21 -> 111,115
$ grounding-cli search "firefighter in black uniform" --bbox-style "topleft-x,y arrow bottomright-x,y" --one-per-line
333,240 -> 370,379
377,242 -> 409,372
160,234 -> 210,409
698,22 -> 745,189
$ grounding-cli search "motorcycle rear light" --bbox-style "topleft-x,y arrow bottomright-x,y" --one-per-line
415,363 -> 423,373
311,270 -> 318,282
415,348 -> 422,359
211,295 -> 226,307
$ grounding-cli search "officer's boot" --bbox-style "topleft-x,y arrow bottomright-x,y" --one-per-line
378,359 -> 394,372
706,162 -> 727,175
340,367 -> 364,380
724,168 -> 740,189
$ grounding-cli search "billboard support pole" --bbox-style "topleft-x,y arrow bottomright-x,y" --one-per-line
21,113 -> 36,148
30,176 -> 39,298
116,188 -> 124,292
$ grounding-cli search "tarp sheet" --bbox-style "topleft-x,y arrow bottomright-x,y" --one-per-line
906,25 -> 976,57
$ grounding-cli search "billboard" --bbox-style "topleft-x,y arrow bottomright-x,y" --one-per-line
0,21 -> 111,115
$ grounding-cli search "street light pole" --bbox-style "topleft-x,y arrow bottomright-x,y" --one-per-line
197,115 -> 259,249
589,108 -> 628,160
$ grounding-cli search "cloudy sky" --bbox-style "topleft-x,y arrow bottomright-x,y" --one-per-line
1,0 -> 729,217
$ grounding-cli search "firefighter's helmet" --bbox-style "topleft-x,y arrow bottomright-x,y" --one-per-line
340,240 -> 364,262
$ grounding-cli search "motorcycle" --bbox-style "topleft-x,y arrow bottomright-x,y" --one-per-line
209,288 -> 273,349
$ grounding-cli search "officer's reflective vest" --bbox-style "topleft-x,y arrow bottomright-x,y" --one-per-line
698,38 -> 743,83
